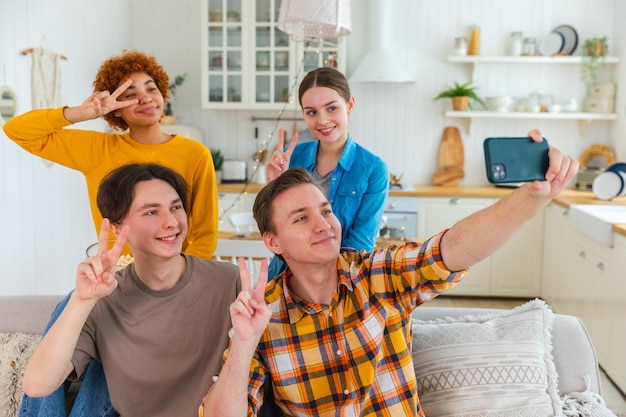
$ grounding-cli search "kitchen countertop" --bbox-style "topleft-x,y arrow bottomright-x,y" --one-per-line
218,184 -> 626,237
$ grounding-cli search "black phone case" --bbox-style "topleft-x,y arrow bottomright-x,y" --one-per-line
483,137 -> 549,184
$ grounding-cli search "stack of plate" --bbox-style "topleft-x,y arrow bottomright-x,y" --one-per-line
540,25 -> 578,56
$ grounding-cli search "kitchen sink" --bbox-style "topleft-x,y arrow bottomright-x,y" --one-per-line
568,204 -> 626,246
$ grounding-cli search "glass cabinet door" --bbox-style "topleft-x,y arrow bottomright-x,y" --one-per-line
206,0 -> 243,105
302,39 -> 341,73
202,0 -> 346,109
253,0 -> 290,106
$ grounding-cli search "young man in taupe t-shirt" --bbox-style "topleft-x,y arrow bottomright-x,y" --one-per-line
22,163 -> 240,417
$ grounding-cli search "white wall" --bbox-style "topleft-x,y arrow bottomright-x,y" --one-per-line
1,0 -> 623,294
0,0 -> 130,294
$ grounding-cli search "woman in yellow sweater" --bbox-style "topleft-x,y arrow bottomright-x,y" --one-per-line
3,50 -> 217,259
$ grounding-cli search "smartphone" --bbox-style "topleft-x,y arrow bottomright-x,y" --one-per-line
483,137 -> 549,184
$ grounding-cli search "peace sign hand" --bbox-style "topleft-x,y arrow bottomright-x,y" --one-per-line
229,258 -> 271,342
74,79 -> 139,121
266,127 -> 299,182
75,219 -> 129,301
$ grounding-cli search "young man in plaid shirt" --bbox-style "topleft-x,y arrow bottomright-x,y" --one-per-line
200,131 -> 577,417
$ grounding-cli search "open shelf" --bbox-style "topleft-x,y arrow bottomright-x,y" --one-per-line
447,56 -> 620,64
445,110 -> 617,136
445,110 -> 617,120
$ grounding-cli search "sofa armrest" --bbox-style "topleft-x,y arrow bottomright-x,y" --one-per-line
0,295 -> 65,334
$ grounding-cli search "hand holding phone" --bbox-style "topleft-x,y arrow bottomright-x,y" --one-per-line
483,137 -> 549,184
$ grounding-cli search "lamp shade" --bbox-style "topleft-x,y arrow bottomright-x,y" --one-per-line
277,0 -> 351,40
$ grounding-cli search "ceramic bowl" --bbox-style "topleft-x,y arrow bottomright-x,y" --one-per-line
485,96 -> 513,112
548,104 -> 562,113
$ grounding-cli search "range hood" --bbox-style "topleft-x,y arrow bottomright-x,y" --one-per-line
349,0 -> 414,84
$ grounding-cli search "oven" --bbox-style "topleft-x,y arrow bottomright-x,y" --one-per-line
380,196 -> 419,239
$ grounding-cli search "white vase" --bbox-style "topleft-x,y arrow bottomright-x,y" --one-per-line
215,170 -> 222,184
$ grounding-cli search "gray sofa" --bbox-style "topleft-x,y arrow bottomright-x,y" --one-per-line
0,295 -> 612,417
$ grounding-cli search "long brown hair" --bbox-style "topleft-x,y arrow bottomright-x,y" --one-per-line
298,67 -> 351,107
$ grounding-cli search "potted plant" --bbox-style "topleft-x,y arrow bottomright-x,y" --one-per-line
581,37 -> 608,86
163,73 -> 187,124
211,148 -> 224,183
434,81 -> 485,111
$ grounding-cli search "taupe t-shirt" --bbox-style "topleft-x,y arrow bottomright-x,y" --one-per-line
71,254 -> 240,417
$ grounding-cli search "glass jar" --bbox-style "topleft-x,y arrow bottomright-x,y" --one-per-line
522,37 -> 536,56
509,32 -> 523,56
453,37 -> 468,56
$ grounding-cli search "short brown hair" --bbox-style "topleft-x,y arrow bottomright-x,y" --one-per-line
93,50 -> 170,131
298,67 -> 351,106
253,167 -> 324,236
97,163 -> 189,226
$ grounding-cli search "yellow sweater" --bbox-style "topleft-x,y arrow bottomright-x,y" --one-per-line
4,107 -> 218,259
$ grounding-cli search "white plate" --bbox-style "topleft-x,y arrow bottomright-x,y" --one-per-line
540,32 -> 564,56
552,25 -> 578,55
592,171 -> 623,200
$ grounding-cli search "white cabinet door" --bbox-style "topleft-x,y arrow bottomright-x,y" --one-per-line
541,203 -> 578,312
569,233 -> 614,366
490,212 -> 543,297
419,197 -> 493,296
606,235 -> 626,393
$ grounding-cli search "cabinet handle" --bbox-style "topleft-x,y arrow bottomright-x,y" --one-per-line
449,198 -> 461,205
596,262 -> 605,271
578,250 -> 586,259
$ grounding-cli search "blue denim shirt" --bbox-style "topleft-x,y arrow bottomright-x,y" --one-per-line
268,135 -> 389,278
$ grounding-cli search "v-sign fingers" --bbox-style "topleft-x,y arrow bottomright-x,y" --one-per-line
96,219 -> 112,257
277,127 -> 285,152
253,259 -> 269,299
110,79 -> 133,101
108,225 -> 129,261
285,131 -> 299,156
237,257 -> 252,293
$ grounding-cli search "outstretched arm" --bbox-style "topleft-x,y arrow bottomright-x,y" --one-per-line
22,219 -> 128,397
202,258 -> 271,417
440,130 -> 578,272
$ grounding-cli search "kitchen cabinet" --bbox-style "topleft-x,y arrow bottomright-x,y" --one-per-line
444,55 -> 620,135
202,0 -> 345,109
418,197 -> 543,297
542,204 -> 626,393
606,234 -> 626,393
541,203 -> 578,313
419,196 -> 543,297
419,197 -> 492,296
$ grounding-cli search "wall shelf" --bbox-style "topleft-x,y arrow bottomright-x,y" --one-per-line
445,110 -> 617,136
447,56 -> 620,64
447,55 -> 620,81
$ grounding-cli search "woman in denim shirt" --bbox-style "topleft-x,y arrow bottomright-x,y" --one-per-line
266,67 -> 389,278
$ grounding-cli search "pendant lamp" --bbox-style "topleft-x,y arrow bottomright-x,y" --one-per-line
277,0 -> 351,41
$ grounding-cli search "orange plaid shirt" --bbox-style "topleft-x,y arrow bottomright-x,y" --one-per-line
221,231 -> 466,417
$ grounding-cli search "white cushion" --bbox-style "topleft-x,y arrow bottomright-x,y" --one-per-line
412,299 -> 561,417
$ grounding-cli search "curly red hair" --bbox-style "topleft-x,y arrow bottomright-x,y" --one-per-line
93,50 -> 170,131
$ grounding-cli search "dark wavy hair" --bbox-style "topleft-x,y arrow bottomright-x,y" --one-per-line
93,50 -> 169,131
97,163 -> 188,226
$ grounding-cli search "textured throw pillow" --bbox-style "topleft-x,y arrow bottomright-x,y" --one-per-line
412,299 -> 562,417
0,332 -> 41,417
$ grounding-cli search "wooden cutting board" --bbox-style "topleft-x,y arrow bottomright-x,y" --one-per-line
432,126 -> 465,187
